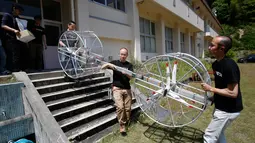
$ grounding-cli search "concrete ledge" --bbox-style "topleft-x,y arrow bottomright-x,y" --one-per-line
13,72 -> 70,143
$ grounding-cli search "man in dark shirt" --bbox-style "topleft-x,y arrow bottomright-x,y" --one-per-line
201,36 -> 243,143
1,3 -> 24,72
28,15 -> 46,71
101,48 -> 133,135
59,21 -> 77,47
58,21 -> 78,77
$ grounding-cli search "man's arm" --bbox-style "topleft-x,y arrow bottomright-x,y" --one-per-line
201,83 -> 239,98
122,64 -> 133,79
123,72 -> 132,79
2,25 -> 19,33
1,14 -> 20,35
59,40 -> 66,47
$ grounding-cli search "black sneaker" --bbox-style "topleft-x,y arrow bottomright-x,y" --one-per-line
121,132 -> 127,136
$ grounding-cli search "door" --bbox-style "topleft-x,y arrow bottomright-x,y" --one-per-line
43,22 -> 62,69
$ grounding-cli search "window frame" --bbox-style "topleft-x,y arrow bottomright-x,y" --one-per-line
90,0 -> 125,12
140,17 -> 156,53
165,27 -> 173,53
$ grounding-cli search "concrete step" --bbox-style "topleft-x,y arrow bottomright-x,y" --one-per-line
32,76 -> 65,87
41,81 -> 112,103
36,82 -> 74,95
28,70 -> 64,80
66,103 -> 140,142
46,89 -> 109,111
52,96 -> 112,122
36,76 -> 111,95
59,97 -> 137,133
59,104 -> 115,133
70,72 -> 106,81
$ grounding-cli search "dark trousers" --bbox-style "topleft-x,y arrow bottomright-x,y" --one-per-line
5,39 -> 21,72
5,39 -> 29,72
0,43 -> 6,73
29,43 -> 44,70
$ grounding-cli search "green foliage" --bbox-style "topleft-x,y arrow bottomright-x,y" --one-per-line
211,0 -> 255,25
210,0 -> 255,51
225,49 -> 236,58
204,50 -> 214,59
240,26 -> 255,50
220,24 -> 237,35
212,0 -> 231,24
239,0 -> 255,24
129,55 -> 143,71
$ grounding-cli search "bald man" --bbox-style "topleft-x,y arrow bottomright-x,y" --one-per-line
201,36 -> 243,143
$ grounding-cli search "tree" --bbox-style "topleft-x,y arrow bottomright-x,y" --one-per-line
212,0 -> 230,24
239,0 -> 255,24
240,26 -> 255,50
212,0 -> 255,25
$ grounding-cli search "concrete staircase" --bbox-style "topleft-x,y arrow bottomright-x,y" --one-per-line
27,71 -> 139,142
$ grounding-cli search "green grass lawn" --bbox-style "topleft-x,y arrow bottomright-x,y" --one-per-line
99,63 -> 255,143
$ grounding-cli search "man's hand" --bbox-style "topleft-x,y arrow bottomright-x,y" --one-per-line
101,63 -> 116,70
201,83 -> 213,92
14,29 -> 21,37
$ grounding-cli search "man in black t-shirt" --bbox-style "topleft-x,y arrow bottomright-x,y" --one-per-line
101,48 -> 133,136
28,15 -> 47,71
201,36 -> 243,143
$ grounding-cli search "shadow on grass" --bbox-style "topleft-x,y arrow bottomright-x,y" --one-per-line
140,121 -> 204,143
128,111 -> 204,143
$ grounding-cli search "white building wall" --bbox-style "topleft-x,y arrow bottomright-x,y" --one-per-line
89,2 -> 129,25
76,0 -> 90,31
73,0 -> 220,63
126,0 -> 141,61
154,0 -> 204,31
173,23 -> 181,52
196,32 -> 205,58
101,38 -> 131,62
89,17 -> 132,40
155,15 -> 165,55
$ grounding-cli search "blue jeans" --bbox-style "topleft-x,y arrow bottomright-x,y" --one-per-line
0,40 -> 7,73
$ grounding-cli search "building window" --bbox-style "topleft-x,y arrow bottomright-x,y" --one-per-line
91,0 -> 125,12
18,0 -> 41,17
43,0 -> 61,21
180,32 -> 185,52
165,27 -> 173,53
140,17 -> 156,53
173,0 -> 176,7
